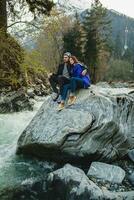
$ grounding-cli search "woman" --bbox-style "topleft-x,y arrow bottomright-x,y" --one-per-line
58,56 -> 91,110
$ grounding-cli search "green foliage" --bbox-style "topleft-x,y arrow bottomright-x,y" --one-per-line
104,59 -> 134,81
62,1 -> 112,82
63,13 -> 83,60
36,8 -> 73,73
0,29 -> 24,89
21,50 -> 48,85
0,0 -> 54,90
82,0 -> 112,82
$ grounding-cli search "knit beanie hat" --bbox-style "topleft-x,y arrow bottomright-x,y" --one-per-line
64,52 -> 71,57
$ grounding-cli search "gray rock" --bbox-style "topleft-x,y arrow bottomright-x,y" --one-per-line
0,90 -> 33,113
34,83 -> 49,96
128,172 -> 134,186
16,85 -> 134,163
96,81 -> 111,88
102,190 -> 134,200
128,149 -> 134,162
27,88 -> 35,98
110,82 -> 129,88
17,98 -> 93,162
47,164 -> 134,200
87,162 -> 125,184
47,164 -> 103,200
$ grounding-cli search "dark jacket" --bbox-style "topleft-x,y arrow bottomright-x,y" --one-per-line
56,63 -> 71,77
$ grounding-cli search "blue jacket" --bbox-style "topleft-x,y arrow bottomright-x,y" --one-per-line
71,63 -> 91,88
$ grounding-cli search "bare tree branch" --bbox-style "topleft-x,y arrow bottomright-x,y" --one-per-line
7,20 -> 40,29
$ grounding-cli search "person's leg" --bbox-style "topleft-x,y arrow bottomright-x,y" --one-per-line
56,76 -> 70,104
58,76 -> 70,94
68,77 -> 84,105
58,84 -> 70,110
49,74 -> 59,93
70,77 -> 84,94
61,84 -> 70,101
49,74 -> 59,100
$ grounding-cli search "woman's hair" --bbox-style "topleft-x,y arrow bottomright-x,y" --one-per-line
70,56 -> 79,63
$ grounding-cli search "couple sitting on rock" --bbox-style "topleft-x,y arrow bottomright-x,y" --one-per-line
48,52 -> 91,110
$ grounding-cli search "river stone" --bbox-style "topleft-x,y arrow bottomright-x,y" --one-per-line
128,172 -> 134,186
17,85 -> 134,163
47,164 -> 134,200
128,149 -> 134,162
47,164 -> 103,200
102,190 -> 134,200
87,162 -> 125,184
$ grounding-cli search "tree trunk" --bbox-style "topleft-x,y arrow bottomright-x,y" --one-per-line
0,0 -> 7,31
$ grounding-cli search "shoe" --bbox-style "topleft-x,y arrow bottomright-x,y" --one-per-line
57,95 -> 61,104
51,93 -> 59,101
68,96 -> 77,106
58,102 -> 65,111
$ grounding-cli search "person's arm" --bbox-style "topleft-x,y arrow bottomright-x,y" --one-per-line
80,64 -> 88,76
82,69 -> 87,76
75,64 -> 83,77
47,64 -> 61,78
56,64 -> 62,76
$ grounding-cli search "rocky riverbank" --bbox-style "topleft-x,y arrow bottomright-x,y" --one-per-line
0,81 -> 50,113
13,82 -> 134,199
1,82 -> 134,199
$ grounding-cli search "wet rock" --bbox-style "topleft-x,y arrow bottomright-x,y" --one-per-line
0,90 -> 33,113
0,160 -> 56,200
87,162 -> 125,184
0,178 -> 46,200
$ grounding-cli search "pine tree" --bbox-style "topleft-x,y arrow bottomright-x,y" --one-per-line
63,12 -> 83,60
83,0 -> 111,82
114,33 -> 123,59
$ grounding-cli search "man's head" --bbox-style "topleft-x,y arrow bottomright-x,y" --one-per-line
63,52 -> 71,63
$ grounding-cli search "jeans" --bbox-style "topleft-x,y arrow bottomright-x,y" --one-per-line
49,74 -> 70,94
61,77 -> 84,101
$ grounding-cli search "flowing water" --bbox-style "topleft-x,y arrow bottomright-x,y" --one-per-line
0,97 -> 53,192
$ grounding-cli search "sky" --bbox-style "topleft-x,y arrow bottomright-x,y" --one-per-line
57,0 -> 134,18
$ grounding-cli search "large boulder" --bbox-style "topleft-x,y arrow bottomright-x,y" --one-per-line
47,164 -> 103,199
16,85 -> 134,163
87,162 -> 125,184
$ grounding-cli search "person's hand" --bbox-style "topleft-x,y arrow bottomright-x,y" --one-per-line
82,69 -> 87,76
47,72 -> 53,78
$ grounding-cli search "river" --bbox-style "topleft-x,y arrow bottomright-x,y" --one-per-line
0,97 -> 52,192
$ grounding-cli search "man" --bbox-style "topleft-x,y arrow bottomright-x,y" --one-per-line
48,52 -> 72,101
